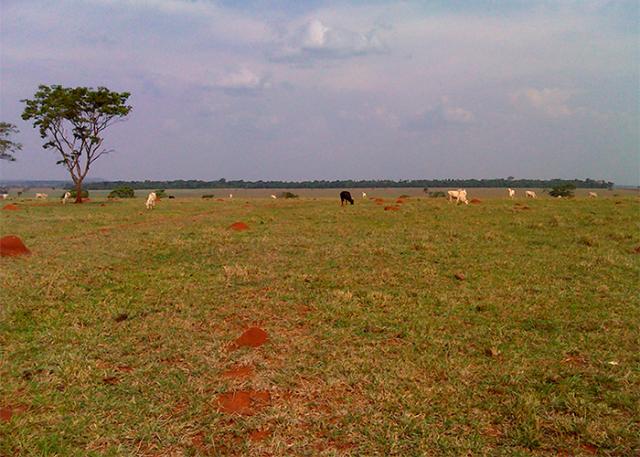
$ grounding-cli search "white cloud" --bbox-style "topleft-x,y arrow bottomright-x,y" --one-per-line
406,98 -> 475,131
511,88 -> 575,117
215,68 -> 268,92
271,19 -> 386,63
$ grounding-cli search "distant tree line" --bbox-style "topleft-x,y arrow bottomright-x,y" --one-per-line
83,178 -> 614,190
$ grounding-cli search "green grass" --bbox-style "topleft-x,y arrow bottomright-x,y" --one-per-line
1,196 -> 639,456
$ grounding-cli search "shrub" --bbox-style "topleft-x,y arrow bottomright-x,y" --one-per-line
202,194 -> 215,199
428,191 -> 446,198
108,186 -> 135,198
64,189 -> 89,199
278,191 -> 299,199
549,184 -> 576,198
153,189 -> 167,199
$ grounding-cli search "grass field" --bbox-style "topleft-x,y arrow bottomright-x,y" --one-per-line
1,194 -> 639,456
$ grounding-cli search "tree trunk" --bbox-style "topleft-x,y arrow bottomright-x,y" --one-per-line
74,179 -> 83,203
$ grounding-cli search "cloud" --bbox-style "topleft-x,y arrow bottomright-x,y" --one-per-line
511,88 -> 575,117
271,19 -> 386,63
406,98 -> 475,131
214,68 -> 270,95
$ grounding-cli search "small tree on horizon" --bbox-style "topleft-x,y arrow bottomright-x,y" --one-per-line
21,85 -> 132,203
0,122 -> 22,161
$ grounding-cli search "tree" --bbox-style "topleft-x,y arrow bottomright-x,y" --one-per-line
21,85 -> 132,203
549,183 -> 576,198
0,122 -> 22,161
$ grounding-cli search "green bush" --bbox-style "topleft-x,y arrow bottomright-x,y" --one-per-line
153,189 -> 167,198
549,184 -> 575,198
108,186 -> 135,198
278,191 -> 299,199
428,191 -> 446,198
202,194 -> 214,199
64,189 -> 89,199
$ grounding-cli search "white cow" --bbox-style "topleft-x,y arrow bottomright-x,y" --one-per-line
447,189 -> 469,205
588,192 -> 598,198
145,192 -> 157,210
508,188 -> 516,199
270,194 -> 277,199
35,193 -> 48,199
362,192 -> 367,199
0,193 -> 8,200
229,194 -> 233,199
62,192 -> 71,204
525,191 -> 537,199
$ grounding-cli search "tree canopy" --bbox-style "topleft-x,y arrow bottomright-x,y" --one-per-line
21,85 -> 132,202
0,122 -> 22,161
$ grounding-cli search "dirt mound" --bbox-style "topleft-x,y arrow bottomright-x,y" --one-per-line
229,222 -> 249,231
217,390 -> 270,415
234,327 -> 268,348
216,198 -> 225,202
249,429 -> 272,442
395,199 -> 405,204
470,198 -> 482,204
0,236 -> 31,257
384,205 -> 400,211
2,204 -> 19,211
454,272 -> 466,281
222,365 -> 254,380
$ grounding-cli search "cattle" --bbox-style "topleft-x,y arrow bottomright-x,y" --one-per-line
0,194 -> 8,200
588,192 -> 598,198
62,192 -> 71,204
508,188 -> 515,199
146,192 -> 157,210
362,192 -> 367,199
270,194 -> 277,199
525,191 -> 537,199
229,194 -> 233,199
340,191 -> 354,206
447,189 -> 469,205
35,193 -> 48,199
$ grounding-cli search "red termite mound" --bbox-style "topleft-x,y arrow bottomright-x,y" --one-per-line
2,204 -> 19,211
249,429 -> 272,442
0,236 -> 31,257
229,222 -> 249,231
470,198 -> 482,204
222,365 -> 254,380
234,327 -> 268,348
384,205 -> 400,211
217,390 -> 270,415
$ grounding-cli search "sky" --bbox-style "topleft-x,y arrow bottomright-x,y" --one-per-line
1,0 -> 638,184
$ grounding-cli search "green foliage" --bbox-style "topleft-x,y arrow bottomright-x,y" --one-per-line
428,191 -> 446,198
549,183 -> 576,198
201,194 -> 214,199
153,189 -> 167,199
64,189 -> 89,199
108,186 -> 135,198
278,191 -> 299,199
21,85 -> 132,196
0,122 -> 22,161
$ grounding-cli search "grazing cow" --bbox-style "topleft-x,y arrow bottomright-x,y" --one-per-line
448,189 -> 469,205
362,192 -> 367,199
35,193 -> 48,199
145,192 -> 157,210
0,193 -> 8,200
340,191 -> 354,206
229,194 -> 233,199
525,191 -> 537,199
270,194 -> 277,199
62,192 -> 71,204
508,188 -> 515,199
588,192 -> 598,198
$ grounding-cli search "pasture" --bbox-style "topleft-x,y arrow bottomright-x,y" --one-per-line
1,194 -> 639,456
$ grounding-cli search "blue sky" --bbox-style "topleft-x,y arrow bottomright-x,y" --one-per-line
1,0 -> 638,184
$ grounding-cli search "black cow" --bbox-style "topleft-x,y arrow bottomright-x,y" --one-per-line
340,191 -> 354,206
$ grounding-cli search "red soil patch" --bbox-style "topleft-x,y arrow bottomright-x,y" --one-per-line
0,405 -> 27,422
395,199 -> 405,204
217,390 -> 270,415
373,198 -> 384,204
580,444 -> 598,454
384,205 -> 400,211
229,221 -> 249,231
454,272 -> 466,281
470,198 -> 482,204
249,428 -> 272,442
0,236 -> 31,257
634,246 -> 640,254
216,198 -> 225,202
191,432 -> 206,451
222,365 -> 255,380
2,204 -> 19,211
234,327 -> 268,348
